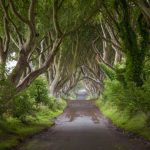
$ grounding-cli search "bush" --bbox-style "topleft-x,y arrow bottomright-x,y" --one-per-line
102,79 -> 150,115
102,79 -> 126,109
0,66 -> 15,117
55,99 -> 66,110
28,77 -> 49,107
47,96 -> 66,111
11,77 -> 66,122
12,90 -> 35,123
11,76 -> 50,122
0,71 -> 66,122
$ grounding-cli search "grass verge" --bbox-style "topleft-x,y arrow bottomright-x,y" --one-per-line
0,107 -> 64,150
96,100 -> 150,141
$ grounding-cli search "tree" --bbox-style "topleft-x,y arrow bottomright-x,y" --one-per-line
0,0 -> 100,94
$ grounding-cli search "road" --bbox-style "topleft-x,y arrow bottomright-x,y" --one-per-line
18,100 -> 149,150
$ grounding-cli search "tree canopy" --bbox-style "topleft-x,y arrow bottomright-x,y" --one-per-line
0,1 -> 150,148
0,0 -> 149,97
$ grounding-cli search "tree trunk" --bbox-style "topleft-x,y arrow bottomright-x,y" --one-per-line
49,69 -> 60,96
0,51 -> 7,67
136,0 -> 150,26
113,47 -> 122,65
0,38 -> 7,67
10,49 -> 28,85
125,51 -> 144,86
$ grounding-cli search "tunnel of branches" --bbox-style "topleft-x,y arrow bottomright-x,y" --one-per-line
0,0 -> 150,98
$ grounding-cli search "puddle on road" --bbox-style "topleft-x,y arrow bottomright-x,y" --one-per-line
17,101 -> 149,150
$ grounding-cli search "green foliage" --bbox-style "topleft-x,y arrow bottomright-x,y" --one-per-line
102,79 -> 125,109
47,96 -> 66,111
0,107 -> 64,150
115,62 -> 126,83
11,76 -> 66,122
0,73 -> 66,149
12,90 -> 35,123
0,66 -> 15,117
58,0 -> 100,32
113,0 -> 149,86
99,63 -> 116,80
28,77 -> 49,106
96,101 -> 150,141
143,58 -> 150,80
0,72 -> 66,123
0,75 -> 50,122
102,78 -> 150,115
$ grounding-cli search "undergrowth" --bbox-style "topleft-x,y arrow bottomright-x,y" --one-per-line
0,105 -> 66,150
96,99 -> 150,141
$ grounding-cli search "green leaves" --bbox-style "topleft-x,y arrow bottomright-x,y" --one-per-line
99,63 -> 116,80
12,90 -> 35,123
28,76 -> 49,106
0,66 -> 15,117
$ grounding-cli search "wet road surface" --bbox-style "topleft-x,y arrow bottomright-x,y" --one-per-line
18,100 -> 150,150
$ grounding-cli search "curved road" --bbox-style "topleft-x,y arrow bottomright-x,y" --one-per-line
18,100 -> 149,150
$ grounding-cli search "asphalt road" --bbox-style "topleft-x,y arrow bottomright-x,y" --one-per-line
18,100 -> 150,150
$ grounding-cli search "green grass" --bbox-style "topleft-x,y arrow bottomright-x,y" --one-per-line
0,107 -> 64,150
0,138 -> 18,150
96,100 -> 150,141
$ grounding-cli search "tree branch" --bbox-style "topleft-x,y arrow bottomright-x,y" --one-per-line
16,37 -> 63,92
9,0 -> 29,24
53,0 -> 62,37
